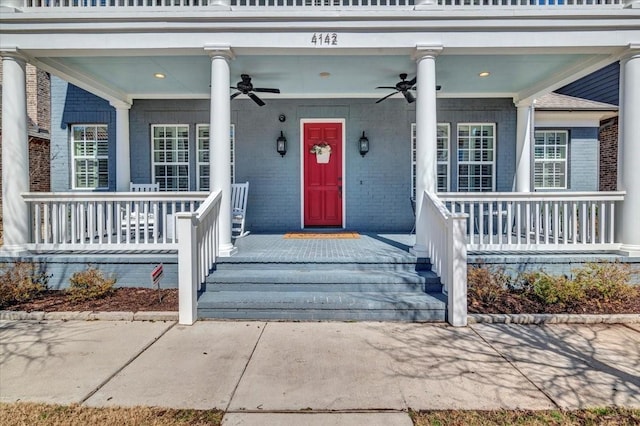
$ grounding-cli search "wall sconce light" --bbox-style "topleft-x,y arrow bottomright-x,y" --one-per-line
359,131 -> 369,157
276,131 -> 287,157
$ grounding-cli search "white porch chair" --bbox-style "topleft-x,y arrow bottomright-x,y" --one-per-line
231,182 -> 249,238
121,182 -> 159,236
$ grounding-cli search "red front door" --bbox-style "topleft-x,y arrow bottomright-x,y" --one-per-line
304,122 -> 343,227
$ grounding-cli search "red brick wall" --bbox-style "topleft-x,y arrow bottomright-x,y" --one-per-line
0,134 -> 51,241
599,116 -> 618,192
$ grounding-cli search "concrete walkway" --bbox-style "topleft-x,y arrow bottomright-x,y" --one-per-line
1,320 -> 638,425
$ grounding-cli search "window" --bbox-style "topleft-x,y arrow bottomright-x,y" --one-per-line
71,124 -> 109,189
457,123 -> 495,192
196,124 -> 236,192
152,125 -> 189,191
534,130 -> 567,190
411,123 -> 450,198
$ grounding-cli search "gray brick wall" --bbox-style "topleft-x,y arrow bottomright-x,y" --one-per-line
51,83 -> 528,232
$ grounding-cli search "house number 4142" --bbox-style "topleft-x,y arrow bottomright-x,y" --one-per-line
311,33 -> 338,46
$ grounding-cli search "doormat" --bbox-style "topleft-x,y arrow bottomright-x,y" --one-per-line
284,232 -> 360,239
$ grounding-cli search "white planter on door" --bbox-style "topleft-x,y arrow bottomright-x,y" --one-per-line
316,148 -> 331,164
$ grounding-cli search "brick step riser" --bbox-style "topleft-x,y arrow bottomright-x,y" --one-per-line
198,309 -> 446,322
202,282 -> 442,293
213,263 -> 433,272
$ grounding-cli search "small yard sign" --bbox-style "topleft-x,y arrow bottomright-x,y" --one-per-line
151,264 -> 164,300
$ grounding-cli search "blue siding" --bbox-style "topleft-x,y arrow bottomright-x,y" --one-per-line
50,76 -> 117,191
556,62 -> 620,106
569,127 -> 599,192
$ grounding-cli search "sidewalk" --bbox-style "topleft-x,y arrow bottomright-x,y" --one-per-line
1,320 -> 639,425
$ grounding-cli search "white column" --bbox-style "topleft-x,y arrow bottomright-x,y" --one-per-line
206,45 -> 237,257
514,100 -> 534,192
111,100 -> 132,192
617,47 -> 640,256
412,45 -> 442,257
1,51 -> 30,251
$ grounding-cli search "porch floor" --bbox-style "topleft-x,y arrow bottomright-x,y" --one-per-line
227,233 -> 417,263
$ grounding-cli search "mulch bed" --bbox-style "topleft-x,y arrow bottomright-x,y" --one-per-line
468,289 -> 640,315
4,286 -> 639,315
3,288 -> 178,312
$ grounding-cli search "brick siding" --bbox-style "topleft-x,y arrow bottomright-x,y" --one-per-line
599,116 -> 618,191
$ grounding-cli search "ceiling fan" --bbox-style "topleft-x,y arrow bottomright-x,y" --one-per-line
375,73 -> 441,104
230,74 -> 280,106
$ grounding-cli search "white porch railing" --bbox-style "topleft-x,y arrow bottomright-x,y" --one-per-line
176,189 -> 221,325
439,191 -> 625,252
22,191 -> 207,251
419,191 -> 468,327
20,0 -> 625,9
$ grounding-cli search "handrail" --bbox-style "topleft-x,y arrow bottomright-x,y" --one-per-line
22,191 -> 207,250
419,190 -> 468,327
176,189 -> 222,325
439,191 -> 625,252
18,0 -> 625,8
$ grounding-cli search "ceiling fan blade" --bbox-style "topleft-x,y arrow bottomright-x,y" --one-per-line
376,86 -> 397,90
407,76 -> 417,86
230,91 -> 242,100
253,88 -> 280,94
403,90 -> 416,104
230,86 -> 239,90
375,91 -> 398,104
248,92 -> 266,106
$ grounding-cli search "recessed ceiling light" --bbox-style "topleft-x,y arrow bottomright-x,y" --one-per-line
319,72 -> 331,78
154,73 -> 166,79
478,71 -> 491,77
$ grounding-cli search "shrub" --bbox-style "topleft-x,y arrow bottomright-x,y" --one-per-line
527,271 -> 585,307
0,262 -> 50,308
67,267 -> 116,302
467,265 -> 510,305
573,262 -> 635,303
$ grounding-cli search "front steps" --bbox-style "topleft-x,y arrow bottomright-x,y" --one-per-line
197,256 -> 446,322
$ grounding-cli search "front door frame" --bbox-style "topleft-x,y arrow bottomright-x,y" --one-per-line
300,118 -> 346,229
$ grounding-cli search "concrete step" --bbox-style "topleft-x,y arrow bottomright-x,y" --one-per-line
197,291 -> 446,322
204,270 -> 442,292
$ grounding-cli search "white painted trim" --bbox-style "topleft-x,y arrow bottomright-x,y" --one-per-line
535,111 -> 618,128
456,122 -> 497,192
69,124 -> 110,191
299,118 -> 347,230
150,124 -> 190,191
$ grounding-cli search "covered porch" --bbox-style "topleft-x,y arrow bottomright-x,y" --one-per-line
2,0 -> 640,326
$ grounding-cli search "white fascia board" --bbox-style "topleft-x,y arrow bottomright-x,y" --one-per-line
535,111 -> 618,128
4,30 -> 638,55
515,51 -> 626,105
130,91 -> 515,100
33,57 -> 130,104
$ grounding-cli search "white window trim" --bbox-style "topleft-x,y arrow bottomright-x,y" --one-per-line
411,122 -> 450,197
456,123 -> 496,192
196,124 -> 236,192
151,124 -> 190,192
534,129 -> 568,190
70,124 -> 109,190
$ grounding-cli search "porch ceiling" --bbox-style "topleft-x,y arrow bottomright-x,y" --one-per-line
52,52 -> 604,102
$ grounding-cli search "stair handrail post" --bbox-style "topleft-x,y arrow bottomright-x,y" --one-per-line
448,213 -> 468,327
177,212 -> 198,325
